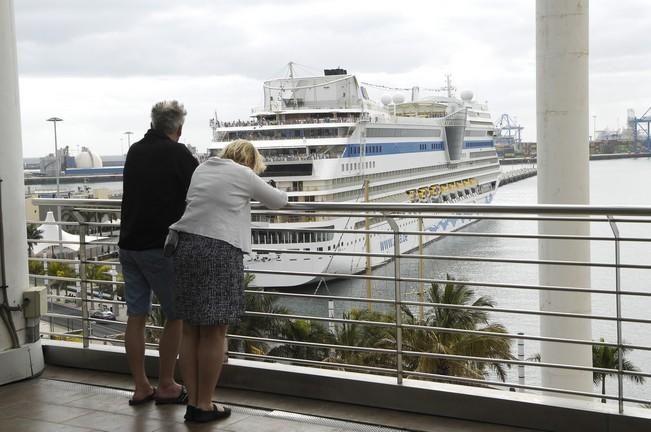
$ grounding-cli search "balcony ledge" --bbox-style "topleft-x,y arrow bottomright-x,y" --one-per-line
42,340 -> 651,432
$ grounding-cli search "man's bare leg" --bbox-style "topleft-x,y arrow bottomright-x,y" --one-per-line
125,315 -> 154,401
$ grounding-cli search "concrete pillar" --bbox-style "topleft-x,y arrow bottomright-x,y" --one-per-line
0,0 -> 45,384
537,0 -> 592,395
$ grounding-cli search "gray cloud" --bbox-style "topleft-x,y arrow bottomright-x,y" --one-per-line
13,0 -> 651,155
15,1 -> 534,79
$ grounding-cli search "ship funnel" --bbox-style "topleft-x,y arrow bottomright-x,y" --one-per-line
444,107 -> 467,161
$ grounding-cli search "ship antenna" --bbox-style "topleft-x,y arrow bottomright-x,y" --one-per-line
445,74 -> 455,98
288,61 -> 295,79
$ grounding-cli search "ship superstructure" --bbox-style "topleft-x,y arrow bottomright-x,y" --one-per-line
208,66 -> 500,287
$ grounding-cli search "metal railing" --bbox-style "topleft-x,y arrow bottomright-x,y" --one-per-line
29,198 -> 651,414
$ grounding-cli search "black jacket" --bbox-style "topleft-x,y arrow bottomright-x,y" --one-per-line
118,129 -> 198,250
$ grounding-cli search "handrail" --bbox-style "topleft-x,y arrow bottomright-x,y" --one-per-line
32,198 -> 651,412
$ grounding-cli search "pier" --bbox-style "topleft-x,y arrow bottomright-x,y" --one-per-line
499,167 -> 538,185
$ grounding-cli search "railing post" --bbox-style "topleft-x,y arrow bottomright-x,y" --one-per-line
385,217 -> 403,385
418,217 -> 424,321
607,216 -> 624,414
74,212 -> 90,348
518,332 -> 525,392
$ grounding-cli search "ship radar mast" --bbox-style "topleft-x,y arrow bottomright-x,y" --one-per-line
288,61 -> 295,79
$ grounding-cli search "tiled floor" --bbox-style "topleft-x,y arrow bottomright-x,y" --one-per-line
0,367 -> 539,432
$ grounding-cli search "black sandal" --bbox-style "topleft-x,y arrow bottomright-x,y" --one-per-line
186,404 -> 231,423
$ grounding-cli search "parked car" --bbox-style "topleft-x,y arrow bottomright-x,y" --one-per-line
90,310 -> 116,322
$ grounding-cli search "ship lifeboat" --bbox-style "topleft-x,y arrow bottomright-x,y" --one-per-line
417,187 -> 430,201
429,184 -> 440,197
407,189 -> 417,202
455,181 -> 465,197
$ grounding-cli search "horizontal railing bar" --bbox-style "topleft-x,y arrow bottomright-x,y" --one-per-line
253,210 -> 617,223
398,299 -> 651,325
31,275 -> 123,286
403,370 -> 621,401
28,257 -> 80,265
253,225 -> 640,243
33,198 -> 651,217
229,351 -> 396,375
256,211 -> 651,226
81,260 -> 120,266
247,268 -> 651,297
31,275 -> 80,283
239,312 -> 394,330
48,295 -> 123,306
67,207 -> 121,213
401,349 -> 651,377
251,247 -> 649,271
401,323 -> 651,352
26,239 -> 84,246
26,220 -> 80,227
40,332 -> 138,347
241,288 -> 651,325
43,312 -> 165,331
80,241 -> 119,247
228,334 -> 395,354
242,289 -> 396,305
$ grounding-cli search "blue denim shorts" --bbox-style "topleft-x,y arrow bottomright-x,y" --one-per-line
119,248 -> 177,320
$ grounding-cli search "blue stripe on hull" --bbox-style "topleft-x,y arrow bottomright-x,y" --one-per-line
343,140 -> 494,157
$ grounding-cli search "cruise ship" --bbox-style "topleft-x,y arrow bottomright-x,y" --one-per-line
207,66 -> 500,287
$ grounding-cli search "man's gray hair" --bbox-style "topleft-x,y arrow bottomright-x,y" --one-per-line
151,100 -> 187,134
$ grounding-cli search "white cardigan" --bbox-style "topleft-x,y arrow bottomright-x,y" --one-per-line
170,158 -> 287,253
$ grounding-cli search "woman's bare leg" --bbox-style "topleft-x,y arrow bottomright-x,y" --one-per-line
179,322 -> 199,407
196,325 -> 228,411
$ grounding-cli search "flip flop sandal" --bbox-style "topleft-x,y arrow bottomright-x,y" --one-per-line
128,388 -> 157,406
155,385 -> 188,405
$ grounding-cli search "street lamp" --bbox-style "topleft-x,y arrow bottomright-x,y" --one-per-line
123,131 -> 134,148
46,117 -> 63,195
46,117 -> 63,257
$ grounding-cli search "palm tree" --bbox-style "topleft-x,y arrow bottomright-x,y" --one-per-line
268,318 -> 333,361
229,274 -> 292,354
85,263 -> 111,309
28,260 -> 44,276
394,276 -> 513,382
26,224 -> 42,256
327,308 -> 396,369
46,261 -> 77,298
593,337 -> 645,403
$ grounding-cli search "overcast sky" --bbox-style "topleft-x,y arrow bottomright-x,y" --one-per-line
14,0 -> 651,157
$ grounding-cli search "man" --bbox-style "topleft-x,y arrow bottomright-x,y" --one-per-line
119,100 -> 198,405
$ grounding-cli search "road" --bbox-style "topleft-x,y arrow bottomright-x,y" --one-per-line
46,302 -> 125,339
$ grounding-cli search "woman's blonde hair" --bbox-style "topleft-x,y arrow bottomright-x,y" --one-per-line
220,139 -> 266,174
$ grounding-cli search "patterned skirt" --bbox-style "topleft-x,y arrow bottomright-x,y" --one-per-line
173,232 -> 244,326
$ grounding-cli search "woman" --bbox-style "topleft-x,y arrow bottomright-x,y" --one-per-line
170,139 -> 287,423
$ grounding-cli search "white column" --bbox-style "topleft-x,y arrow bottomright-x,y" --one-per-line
0,0 -> 44,383
537,0 -> 592,395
